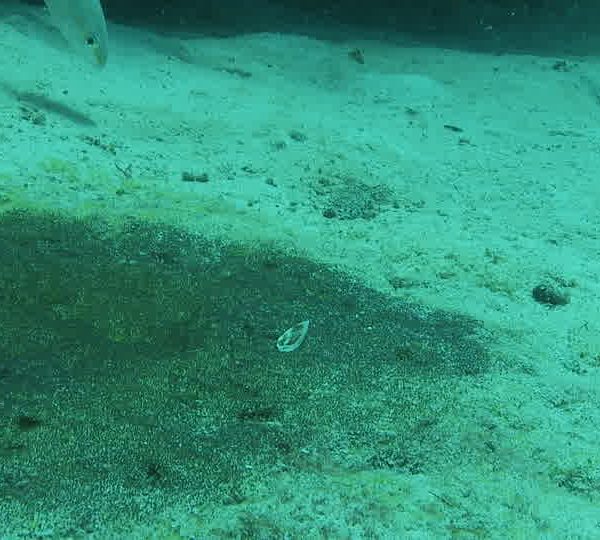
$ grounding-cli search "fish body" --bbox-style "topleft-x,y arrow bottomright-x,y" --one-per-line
43,0 -> 108,66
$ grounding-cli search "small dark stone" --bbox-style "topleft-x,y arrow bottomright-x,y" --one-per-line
552,60 -> 571,72
443,124 -> 463,133
388,276 -> 417,289
348,48 -> 365,65
289,130 -> 307,142
322,208 -> 337,219
181,171 -> 209,183
532,284 -> 569,306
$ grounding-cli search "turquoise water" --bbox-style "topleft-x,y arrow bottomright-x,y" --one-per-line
0,1 -> 598,538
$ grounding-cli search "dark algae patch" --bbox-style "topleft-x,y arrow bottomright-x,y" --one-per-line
0,210 -> 491,535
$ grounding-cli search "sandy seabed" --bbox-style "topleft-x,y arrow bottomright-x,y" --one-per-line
0,2 -> 598,538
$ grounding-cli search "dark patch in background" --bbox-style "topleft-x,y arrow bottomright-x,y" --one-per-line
0,211 -> 490,532
21,0 -> 598,54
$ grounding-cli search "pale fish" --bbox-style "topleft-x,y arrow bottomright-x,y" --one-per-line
43,0 -> 108,66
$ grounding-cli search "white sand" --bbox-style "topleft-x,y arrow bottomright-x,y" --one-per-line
1,1 -> 599,537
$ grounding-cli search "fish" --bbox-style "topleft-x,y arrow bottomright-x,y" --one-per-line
43,0 -> 108,66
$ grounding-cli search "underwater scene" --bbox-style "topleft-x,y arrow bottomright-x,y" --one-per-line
0,0 -> 598,538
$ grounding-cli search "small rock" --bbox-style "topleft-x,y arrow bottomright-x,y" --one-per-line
181,171 -> 209,183
289,130 -> 308,142
532,283 -> 569,306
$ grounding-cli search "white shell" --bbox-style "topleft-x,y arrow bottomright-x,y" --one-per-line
277,320 -> 310,352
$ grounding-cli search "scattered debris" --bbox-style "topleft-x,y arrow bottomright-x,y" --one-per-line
552,60 -> 572,72
80,135 -> 117,155
271,140 -> 287,151
181,171 -> 209,183
443,124 -> 463,133
289,130 -> 307,142
19,105 -> 45,126
312,173 -> 397,221
115,162 -> 133,179
348,48 -> 365,65
219,66 -> 252,79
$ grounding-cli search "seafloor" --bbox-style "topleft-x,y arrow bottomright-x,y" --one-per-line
0,2 -> 598,538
